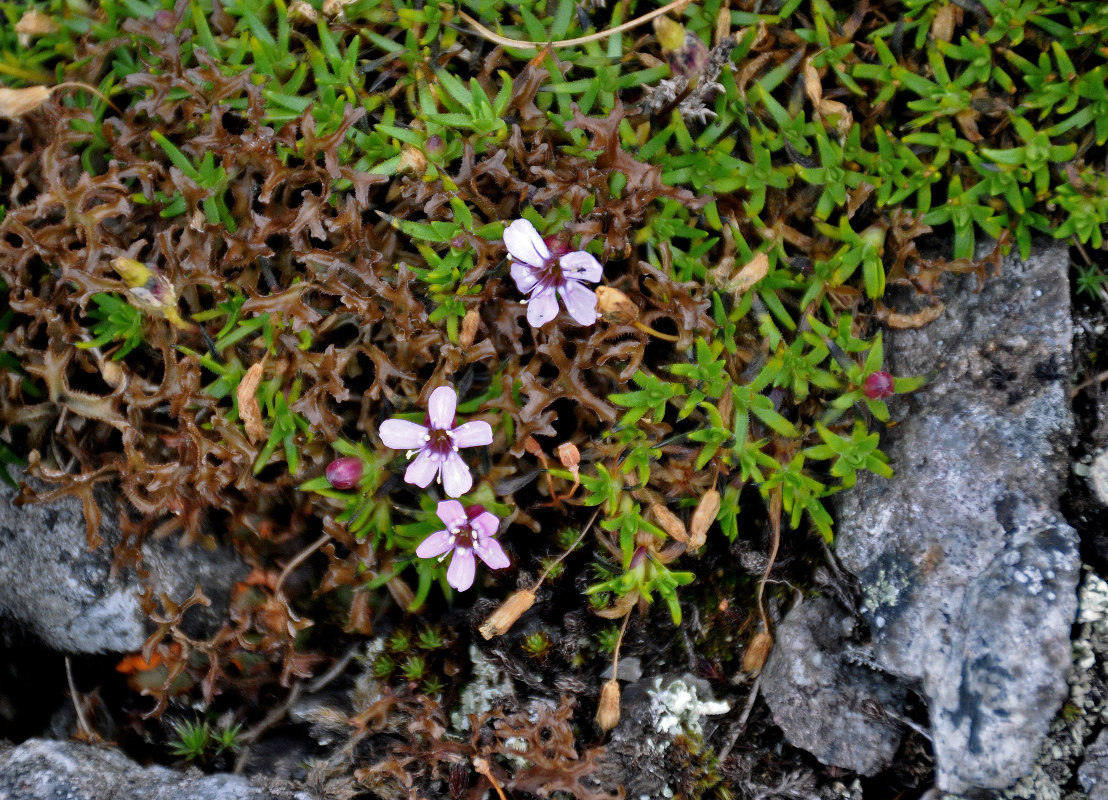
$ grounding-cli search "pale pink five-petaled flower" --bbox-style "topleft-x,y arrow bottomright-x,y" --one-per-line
505,218 -> 603,327
378,385 -> 493,498
416,500 -> 509,591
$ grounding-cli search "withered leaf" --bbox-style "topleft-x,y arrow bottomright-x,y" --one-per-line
237,359 -> 267,444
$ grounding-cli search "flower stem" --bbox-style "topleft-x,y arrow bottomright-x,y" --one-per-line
633,320 -> 680,342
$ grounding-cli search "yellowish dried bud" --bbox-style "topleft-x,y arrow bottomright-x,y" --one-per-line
110,258 -> 192,330
688,489 -> 720,549
321,0 -> 356,17
237,360 -> 267,444
478,589 -> 537,639
16,9 -> 60,38
652,16 -> 686,53
287,0 -> 319,24
555,442 -> 580,469
930,3 -> 959,42
459,309 -> 480,348
650,503 -> 688,544
595,678 -> 621,732
0,86 -> 52,119
742,630 -> 774,676
595,286 -> 639,324
397,144 -> 427,175
727,252 -> 769,297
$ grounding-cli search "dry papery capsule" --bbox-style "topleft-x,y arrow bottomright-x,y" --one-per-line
650,503 -> 688,544
742,630 -> 774,676
595,286 -> 639,324
688,489 -> 720,549
478,588 -> 537,640
595,678 -> 621,732
554,441 -> 580,468
459,309 -> 481,349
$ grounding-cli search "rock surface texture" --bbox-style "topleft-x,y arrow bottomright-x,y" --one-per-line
0,474 -> 248,653
763,242 -> 1081,794
760,598 -> 907,776
0,738 -> 292,800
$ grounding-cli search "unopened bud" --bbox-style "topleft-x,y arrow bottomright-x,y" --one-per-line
425,134 -> 445,155
595,286 -> 639,324
688,489 -> 720,549
325,456 -> 364,490
742,630 -> 774,676
288,0 -> 318,24
398,144 -> 427,175
595,678 -> 621,731
554,442 -> 580,468
153,9 -> 176,30
863,371 -> 895,400
651,503 -> 688,544
478,589 -> 537,639
459,309 -> 480,349
111,258 -> 192,330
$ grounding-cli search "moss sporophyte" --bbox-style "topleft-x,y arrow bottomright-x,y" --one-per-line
416,500 -> 509,591
378,385 -> 493,497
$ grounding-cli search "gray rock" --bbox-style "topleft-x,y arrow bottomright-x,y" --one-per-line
837,242 -> 1080,794
0,738 -> 290,800
0,474 -> 248,653
767,242 -> 1081,794
761,598 -> 907,776
1081,729 -> 1108,800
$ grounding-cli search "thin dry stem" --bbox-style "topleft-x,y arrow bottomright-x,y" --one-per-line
453,0 -> 690,51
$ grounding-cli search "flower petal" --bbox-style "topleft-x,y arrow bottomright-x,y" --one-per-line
447,547 -> 476,591
416,529 -> 456,559
511,260 -> 542,295
427,385 -> 457,429
440,451 -> 474,498
451,420 -> 493,448
526,286 -> 560,327
473,536 -> 510,570
559,250 -> 603,283
469,511 -> 500,540
559,280 -> 598,326
435,499 -> 468,530
404,448 -> 439,488
504,218 -> 550,267
379,419 -> 429,449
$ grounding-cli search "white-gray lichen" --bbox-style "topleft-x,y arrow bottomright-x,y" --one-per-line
646,677 -> 730,742
450,645 -> 514,731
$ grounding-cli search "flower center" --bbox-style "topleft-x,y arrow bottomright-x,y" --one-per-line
448,521 -> 474,550
421,426 -> 458,460
531,257 -> 566,293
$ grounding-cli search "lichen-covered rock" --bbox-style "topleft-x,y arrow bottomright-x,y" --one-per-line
0,473 -> 248,653
1081,729 -> 1108,800
835,242 -> 1080,794
0,738 -> 292,800
761,598 -> 907,776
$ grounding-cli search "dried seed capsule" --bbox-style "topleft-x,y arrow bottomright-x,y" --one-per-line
478,589 -> 537,639
0,86 -> 52,119
595,286 -> 639,324
651,503 -> 688,544
689,489 -> 720,549
16,9 -> 60,38
595,678 -> 621,732
742,630 -> 774,676
554,442 -> 580,468
288,0 -> 318,24
459,309 -> 480,349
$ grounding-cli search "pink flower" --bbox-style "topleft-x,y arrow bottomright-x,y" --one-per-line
378,385 -> 493,497
416,500 -> 509,591
505,218 -> 603,327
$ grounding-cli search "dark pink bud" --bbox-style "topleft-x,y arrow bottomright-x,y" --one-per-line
543,236 -> 571,257
154,10 -> 176,30
465,504 -> 487,519
863,371 -> 895,400
325,456 -> 363,489
629,545 -> 649,570
426,135 -> 445,155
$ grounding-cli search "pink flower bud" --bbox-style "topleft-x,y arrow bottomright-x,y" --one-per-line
325,456 -> 363,489
863,371 -> 895,400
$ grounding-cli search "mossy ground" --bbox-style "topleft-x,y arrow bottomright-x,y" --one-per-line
1,0 -> 1107,796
